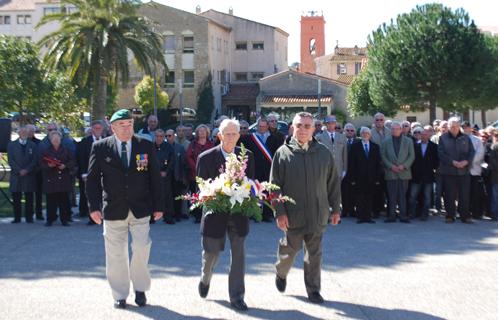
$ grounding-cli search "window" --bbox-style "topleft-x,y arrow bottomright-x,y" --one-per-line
44,7 -> 61,16
182,36 -> 194,53
251,72 -> 264,81
235,73 -> 248,81
235,42 -> 247,50
165,71 -> 175,88
1,15 -> 11,25
164,35 -> 176,53
17,15 -> 31,24
337,63 -> 347,75
216,38 -> 221,52
252,42 -> 264,50
355,62 -> 362,75
25,15 -> 31,24
183,71 -> 194,87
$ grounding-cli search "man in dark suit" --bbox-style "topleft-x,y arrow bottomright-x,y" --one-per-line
409,127 -> 439,220
349,127 -> 383,223
197,119 -> 255,312
239,118 -> 279,222
27,125 -> 44,220
86,109 -> 163,309
77,120 -> 104,225
342,123 -> 359,217
153,129 -> 175,224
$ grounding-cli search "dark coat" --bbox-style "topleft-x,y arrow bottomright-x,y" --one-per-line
487,143 -> 498,184
169,142 -> 189,185
197,145 -> 255,239
411,141 -> 439,184
86,135 -> 163,220
77,135 -> 96,175
349,140 -> 382,193
239,133 -> 280,182
155,141 -> 175,213
186,140 -> 214,182
7,139 -> 38,193
438,132 -> 475,176
270,137 -> 341,234
40,145 -> 76,194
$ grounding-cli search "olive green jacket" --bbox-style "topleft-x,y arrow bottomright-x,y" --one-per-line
270,137 -> 341,234
380,135 -> 415,180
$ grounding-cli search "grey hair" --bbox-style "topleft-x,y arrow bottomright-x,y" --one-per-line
390,121 -> 402,129
219,118 -> 240,134
155,129 -> 165,135
266,113 -> 278,121
239,120 -> 249,127
166,129 -> 175,135
91,120 -> 103,127
413,127 -> 423,134
448,117 -> 460,127
195,124 -> 211,138
424,125 -> 433,131
402,120 -> 410,127
374,112 -> 385,119
344,123 -> 355,130
48,130 -> 62,139
292,112 -> 314,125
360,127 -> 371,135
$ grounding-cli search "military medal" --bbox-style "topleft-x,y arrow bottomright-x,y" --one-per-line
136,154 -> 149,171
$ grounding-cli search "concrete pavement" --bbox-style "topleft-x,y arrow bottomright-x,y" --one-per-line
0,215 -> 497,320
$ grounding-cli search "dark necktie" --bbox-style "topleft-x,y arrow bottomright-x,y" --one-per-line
121,141 -> 128,170
330,133 -> 334,144
364,143 -> 369,157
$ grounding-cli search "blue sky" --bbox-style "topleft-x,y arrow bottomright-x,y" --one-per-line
155,0 -> 497,63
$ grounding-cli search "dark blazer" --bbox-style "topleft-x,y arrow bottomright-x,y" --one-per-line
7,139 -> 38,193
77,135 -> 95,175
86,135 -> 163,220
239,133 -> 279,182
40,145 -> 76,194
411,141 -> 439,184
349,140 -> 382,192
197,145 -> 255,239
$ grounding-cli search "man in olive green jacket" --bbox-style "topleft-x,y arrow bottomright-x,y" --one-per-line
380,121 -> 415,223
270,112 -> 341,304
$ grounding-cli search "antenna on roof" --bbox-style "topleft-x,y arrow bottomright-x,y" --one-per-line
196,5 -> 201,14
229,6 -> 233,15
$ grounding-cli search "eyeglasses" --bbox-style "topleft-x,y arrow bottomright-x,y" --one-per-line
166,134 -> 173,137
295,123 -> 312,129
47,128 -> 56,131
268,120 -> 276,123
403,125 -> 410,128
345,129 -> 355,132
240,127 -> 248,130
375,119 -> 384,122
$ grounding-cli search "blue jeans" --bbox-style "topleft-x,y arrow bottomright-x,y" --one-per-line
409,183 -> 432,218
491,184 -> 498,219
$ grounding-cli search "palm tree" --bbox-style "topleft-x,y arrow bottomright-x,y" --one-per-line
37,0 -> 165,120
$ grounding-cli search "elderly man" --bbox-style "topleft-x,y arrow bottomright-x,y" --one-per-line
26,124 -> 44,220
462,122 -> 486,219
138,115 -> 159,141
77,120 -> 105,225
381,121 -> 415,223
8,126 -> 38,223
349,127 -> 382,223
238,120 -> 250,138
408,127 -> 439,220
438,117 -> 475,224
371,113 -> 391,216
371,113 -> 391,146
175,125 -> 190,150
166,129 -> 189,221
314,119 -> 323,136
267,114 -> 285,145
271,112 -> 341,304
342,123 -> 359,217
196,119 -> 255,311
86,109 -> 163,308
317,115 -> 348,180
153,129 -> 175,224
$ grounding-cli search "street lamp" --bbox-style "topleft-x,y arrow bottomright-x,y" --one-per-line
153,66 -> 157,117
178,79 -> 184,125
317,79 -> 322,118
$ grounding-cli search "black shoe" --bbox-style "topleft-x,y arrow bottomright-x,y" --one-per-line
356,219 -> 366,224
149,219 -> 156,224
45,221 -> 53,227
181,214 -> 189,220
384,218 -> 396,223
445,217 -> 455,224
198,281 -> 209,298
230,299 -> 248,311
262,216 -> 274,223
275,275 -> 286,292
61,221 -> 71,227
462,218 -> 474,224
36,215 -> 44,221
174,216 -> 182,222
87,220 -> 96,226
399,219 -> 411,223
26,219 -> 34,224
308,292 -> 324,304
11,219 -> 21,224
114,299 -> 126,309
420,216 -> 428,221
135,291 -> 146,307
164,217 -> 176,225
194,217 -> 201,224
366,219 -> 376,224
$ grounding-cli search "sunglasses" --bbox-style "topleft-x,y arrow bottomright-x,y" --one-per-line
166,134 -> 173,137
375,119 -> 384,122
240,127 -> 248,130
295,123 -> 312,129
345,129 -> 355,132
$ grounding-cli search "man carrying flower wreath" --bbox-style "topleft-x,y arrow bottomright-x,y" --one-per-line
195,118 -> 255,312
270,111 -> 342,304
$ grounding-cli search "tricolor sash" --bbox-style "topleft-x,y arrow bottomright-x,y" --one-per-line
250,133 -> 272,163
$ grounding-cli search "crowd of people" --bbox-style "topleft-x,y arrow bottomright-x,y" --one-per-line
4,112 -> 498,226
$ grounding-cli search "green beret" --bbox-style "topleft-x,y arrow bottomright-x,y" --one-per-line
110,109 -> 132,123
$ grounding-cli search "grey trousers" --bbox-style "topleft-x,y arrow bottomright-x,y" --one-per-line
276,230 -> 324,295
103,211 -> 151,300
201,219 -> 246,302
386,179 -> 409,219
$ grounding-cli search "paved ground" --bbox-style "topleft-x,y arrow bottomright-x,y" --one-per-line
0,214 -> 497,320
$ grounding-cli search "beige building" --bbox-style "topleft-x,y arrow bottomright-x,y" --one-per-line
315,45 -> 367,85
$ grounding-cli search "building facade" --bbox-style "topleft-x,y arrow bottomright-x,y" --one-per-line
314,45 -> 367,85
300,11 -> 325,74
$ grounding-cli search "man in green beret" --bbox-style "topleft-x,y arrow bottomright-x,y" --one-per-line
86,109 -> 164,309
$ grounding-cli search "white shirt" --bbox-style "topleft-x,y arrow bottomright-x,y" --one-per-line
220,146 -> 234,159
468,134 -> 484,176
115,136 -> 132,165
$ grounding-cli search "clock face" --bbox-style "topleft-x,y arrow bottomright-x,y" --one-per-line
309,38 -> 316,55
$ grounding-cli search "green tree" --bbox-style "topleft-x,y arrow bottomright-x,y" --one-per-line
367,3 -> 493,122
196,73 -> 215,123
38,0 -> 165,120
347,68 -> 398,118
134,75 -> 169,115
0,36 -> 84,128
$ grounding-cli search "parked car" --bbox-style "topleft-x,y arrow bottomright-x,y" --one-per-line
170,107 -> 197,120
249,120 -> 289,135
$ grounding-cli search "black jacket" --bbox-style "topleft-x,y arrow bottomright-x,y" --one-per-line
239,133 -> 280,181
197,145 -> 255,239
438,132 -> 475,176
349,140 -> 382,192
86,135 -> 163,220
411,141 -> 439,184
77,136 -> 95,175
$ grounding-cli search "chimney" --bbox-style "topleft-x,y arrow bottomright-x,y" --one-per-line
196,5 -> 201,14
354,45 -> 359,55
334,40 -> 339,55
229,7 -> 233,15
